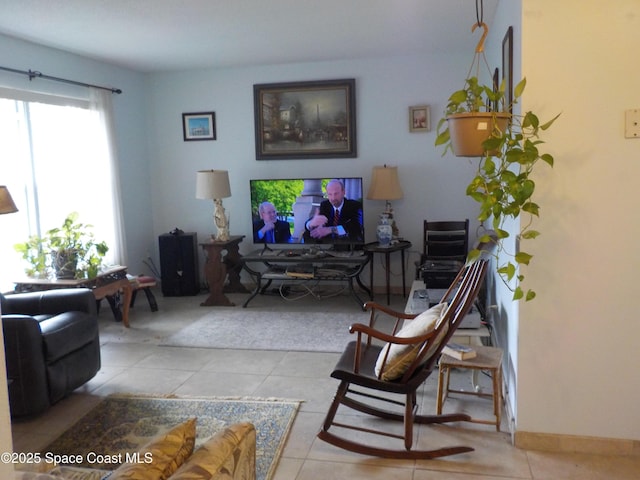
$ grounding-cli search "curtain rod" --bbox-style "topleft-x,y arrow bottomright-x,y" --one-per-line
0,65 -> 122,94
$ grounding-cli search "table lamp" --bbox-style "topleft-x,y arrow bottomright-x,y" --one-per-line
0,186 -> 18,215
366,165 -> 403,243
196,170 -> 231,241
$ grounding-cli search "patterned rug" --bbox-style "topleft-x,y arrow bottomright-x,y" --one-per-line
160,308 -> 370,352
43,394 -> 300,480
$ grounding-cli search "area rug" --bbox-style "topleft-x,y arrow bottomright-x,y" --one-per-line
161,308 -> 370,352
43,394 -> 300,480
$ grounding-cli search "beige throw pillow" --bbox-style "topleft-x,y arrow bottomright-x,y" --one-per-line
170,422 -> 256,480
375,303 -> 448,381
108,417 -> 196,480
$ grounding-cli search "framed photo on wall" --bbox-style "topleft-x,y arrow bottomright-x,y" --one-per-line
253,78 -> 357,160
182,112 -> 216,141
409,105 -> 430,132
502,26 -> 514,113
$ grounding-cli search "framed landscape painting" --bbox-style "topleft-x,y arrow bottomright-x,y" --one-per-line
253,78 -> 357,160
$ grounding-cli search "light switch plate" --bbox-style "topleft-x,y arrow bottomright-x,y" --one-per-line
624,109 -> 640,138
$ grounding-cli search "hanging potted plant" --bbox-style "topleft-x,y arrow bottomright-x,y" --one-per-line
436,75 -> 510,157
435,23 -> 560,301
435,23 -> 509,157
14,212 -> 109,280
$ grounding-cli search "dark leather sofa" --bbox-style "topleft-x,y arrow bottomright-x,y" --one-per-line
0,288 -> 101,417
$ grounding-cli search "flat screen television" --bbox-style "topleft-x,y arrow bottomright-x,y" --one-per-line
249,177 -> 364,249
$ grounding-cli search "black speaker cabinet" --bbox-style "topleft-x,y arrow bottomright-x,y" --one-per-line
159,232 -> 200,296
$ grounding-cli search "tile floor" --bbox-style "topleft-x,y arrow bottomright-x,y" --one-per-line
10,288 -> 640,479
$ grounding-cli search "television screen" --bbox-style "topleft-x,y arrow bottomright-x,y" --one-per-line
250,177 -> 364,247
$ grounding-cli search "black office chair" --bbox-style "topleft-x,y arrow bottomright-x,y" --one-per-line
415,220 -> 469,289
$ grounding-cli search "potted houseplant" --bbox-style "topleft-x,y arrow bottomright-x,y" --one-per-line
436,76 -> 560,301
435,76 -> 510,157
14,212 -> 109,279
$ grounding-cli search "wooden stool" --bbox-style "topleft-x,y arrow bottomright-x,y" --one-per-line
130,275 -> 158,312
436,344 -> 503,431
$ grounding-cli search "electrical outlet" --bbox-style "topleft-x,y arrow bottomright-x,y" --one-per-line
625,109 -> 640,138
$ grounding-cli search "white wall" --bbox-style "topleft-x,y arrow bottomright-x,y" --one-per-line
146,54 -> 483,286
517,0 -> 640,440
0,305 -> 12,477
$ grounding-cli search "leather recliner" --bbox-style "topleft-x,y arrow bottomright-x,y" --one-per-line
0,288 -> 101,417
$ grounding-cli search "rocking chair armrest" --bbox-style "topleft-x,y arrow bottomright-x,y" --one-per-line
347,322 -> 440,375
349,322 -> 438,345
363,301 -> 417,320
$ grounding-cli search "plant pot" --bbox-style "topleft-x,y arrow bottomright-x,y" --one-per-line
446,112 -> 510,157
52,249 -> 78,279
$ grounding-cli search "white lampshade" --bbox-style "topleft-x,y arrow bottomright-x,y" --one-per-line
0,186 -> 18,215
366,165 -> 403,201
196,170 -> 231,199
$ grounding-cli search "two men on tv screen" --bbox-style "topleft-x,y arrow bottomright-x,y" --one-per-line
253,179 -> 364,244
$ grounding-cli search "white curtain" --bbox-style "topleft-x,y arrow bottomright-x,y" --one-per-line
88,88 -> 127,266
0,87 -> 127,291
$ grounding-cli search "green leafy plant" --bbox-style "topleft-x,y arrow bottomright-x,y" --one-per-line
14,212 -> 109,279
436,76 -> 560,301
13,235 -> 48,279
440,76 -> 500,118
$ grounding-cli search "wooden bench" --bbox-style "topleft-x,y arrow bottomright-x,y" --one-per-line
129,275 -> 158,312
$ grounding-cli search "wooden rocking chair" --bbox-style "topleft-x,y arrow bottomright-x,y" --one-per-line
317,236 -> 494,459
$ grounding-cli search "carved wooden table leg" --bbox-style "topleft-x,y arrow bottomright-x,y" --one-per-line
223,240 -> 249,293
201,242 -> 234,306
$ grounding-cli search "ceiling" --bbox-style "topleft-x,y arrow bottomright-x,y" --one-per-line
0,0 -> 498,73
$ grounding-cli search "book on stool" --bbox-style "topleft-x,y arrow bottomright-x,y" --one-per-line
441,342 -> 476,360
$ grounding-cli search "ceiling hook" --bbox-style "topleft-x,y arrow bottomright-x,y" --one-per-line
472,22 -> 489,53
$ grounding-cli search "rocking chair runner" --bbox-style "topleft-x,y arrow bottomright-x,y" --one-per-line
318,236 -> 494,459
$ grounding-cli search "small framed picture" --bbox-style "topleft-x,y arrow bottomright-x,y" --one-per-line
182,112 -> 216,141
409,105 -> 430,132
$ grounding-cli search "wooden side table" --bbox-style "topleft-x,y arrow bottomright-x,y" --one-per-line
14,266 -> 133,327
199,235 -> 247,306
364,240 -> 412,304
436,344 -> 503,430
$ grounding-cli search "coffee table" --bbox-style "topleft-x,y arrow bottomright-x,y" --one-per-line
14,265 -> 133,327
241,248 -> 371,309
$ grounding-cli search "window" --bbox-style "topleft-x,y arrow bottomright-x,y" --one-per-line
0,89 -> 124,291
